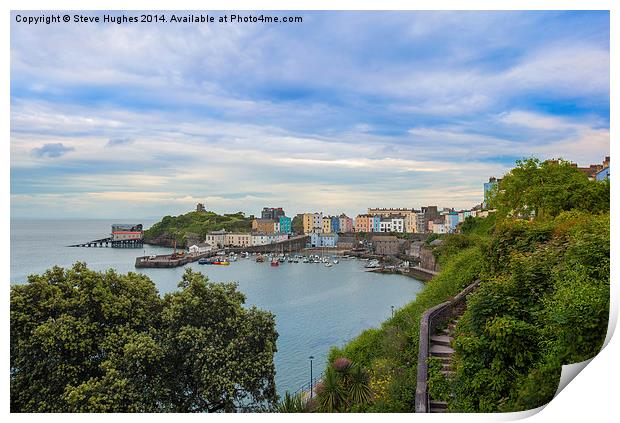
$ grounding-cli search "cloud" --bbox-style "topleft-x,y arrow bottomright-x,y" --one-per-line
9,11 -> 610,219
106,137 -> 134,147
30,143 -> 74,158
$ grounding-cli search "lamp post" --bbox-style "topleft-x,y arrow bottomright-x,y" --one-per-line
391,305 -> 395,318
309,355 -> 314,398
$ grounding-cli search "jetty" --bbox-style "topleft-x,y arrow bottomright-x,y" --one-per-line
135,252 -> 214,268
69,224 -> 144,248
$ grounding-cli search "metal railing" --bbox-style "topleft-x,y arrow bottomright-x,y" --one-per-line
415,280 -> 480,413
291,371 -> 324,402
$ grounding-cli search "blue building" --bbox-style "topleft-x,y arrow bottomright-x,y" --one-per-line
279,216 -> 292,234
445,212 -> 459,233
330,216 -> 340,233
596,166 -> 610,181
310,232 -> 339,247
371,215 -> 381,232
483,177 -> 500,209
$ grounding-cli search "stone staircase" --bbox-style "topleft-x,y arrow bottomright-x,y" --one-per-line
415,280 -> 479,414
428,319 -> 458,413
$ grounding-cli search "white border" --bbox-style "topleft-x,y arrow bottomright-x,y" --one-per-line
3,1 -> 617,422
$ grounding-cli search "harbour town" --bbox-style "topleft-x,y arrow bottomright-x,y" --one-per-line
69,156 -> 610,280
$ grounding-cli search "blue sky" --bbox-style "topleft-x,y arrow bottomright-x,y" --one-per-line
10,11 -> 610,219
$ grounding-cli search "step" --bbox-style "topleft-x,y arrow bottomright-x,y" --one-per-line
440,370 -> 456,377
430,344 -> 455,357
431,335 -> 452,347
430,400 -> 448,412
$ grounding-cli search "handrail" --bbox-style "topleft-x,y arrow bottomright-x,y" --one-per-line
415,280 -> 480,413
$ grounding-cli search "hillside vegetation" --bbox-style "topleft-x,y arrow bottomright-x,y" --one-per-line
143,211 -> 252,247
319,158 -> 609,412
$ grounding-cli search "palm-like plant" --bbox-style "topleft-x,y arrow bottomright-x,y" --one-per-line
276,392 -> 306,412
317,367 -> 347,412
347,364 -> 373,406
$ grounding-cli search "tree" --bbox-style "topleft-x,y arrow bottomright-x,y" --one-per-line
10,264 -> 278,412
491,157 -> 609,219
291,214 -> 304,235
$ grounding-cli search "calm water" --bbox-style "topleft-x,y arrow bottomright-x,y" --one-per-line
10,219 -> 425,395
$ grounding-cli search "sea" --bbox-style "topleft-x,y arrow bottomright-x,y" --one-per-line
10,219 -> 425,396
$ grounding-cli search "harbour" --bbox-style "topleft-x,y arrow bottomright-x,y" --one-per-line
10,218 -> 426,397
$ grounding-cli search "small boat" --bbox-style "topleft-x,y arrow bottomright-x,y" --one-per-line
256,255 -> 265,263
324,262 -> 333,267
333,259 -> 339,264
365,260 -> 380,268
213,260 -> 230,266
270,259 -> 279,267
302,257 -> 309,263
198,258 -> 211,265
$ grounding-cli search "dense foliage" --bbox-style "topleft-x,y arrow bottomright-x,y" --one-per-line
143,210 -> 252,246
326,157 -> 609,412
490,157 -> 609,219
450,211 -> 609,411
11,265 -> 278,412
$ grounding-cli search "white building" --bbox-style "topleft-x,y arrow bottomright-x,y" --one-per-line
205,230 -> 227,248
432,221 -> 448,234
379,215 -> 405,233
251,233 -> 289,246
188,243 -> 213,254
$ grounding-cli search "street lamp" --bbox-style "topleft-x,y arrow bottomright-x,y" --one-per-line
309,355 -> 314,398
391,305 -> 395,318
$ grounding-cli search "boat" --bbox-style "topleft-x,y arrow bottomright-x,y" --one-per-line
256,255 -> 265,263
213,260 -> 230,266
302,257 -> 309,263
270,258 -> 279,267
324,262 -> 333,267
365,259 -> 380,268
333,259 -> 339,264
198,258 -> 211,265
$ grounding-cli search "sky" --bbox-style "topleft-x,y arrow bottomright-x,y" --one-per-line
10,10 -> 610,219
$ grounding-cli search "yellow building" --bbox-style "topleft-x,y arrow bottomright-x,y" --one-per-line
303,212 -> 323,234
225,233 -> 252,247
322,216 -> 331,233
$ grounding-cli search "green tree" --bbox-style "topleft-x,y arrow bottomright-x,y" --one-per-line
11,264 -> 278,412
291,214 -> 304,235
492,157 -> 609,219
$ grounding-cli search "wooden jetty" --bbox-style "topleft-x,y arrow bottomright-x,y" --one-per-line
68,237 -> 143,248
